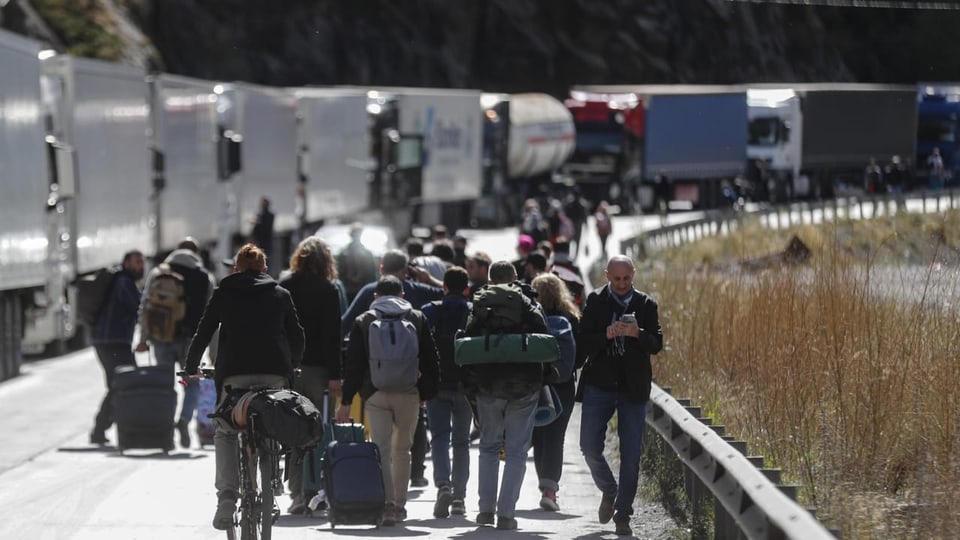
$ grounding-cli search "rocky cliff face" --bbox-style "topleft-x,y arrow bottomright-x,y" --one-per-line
5,0 -> 960,92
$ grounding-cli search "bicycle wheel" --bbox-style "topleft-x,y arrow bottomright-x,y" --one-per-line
259,447 -> 275,540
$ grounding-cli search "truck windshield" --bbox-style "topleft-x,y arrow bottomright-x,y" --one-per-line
917,116 -> 956,143
574,127 -> 622,155
748,117 -> 782,146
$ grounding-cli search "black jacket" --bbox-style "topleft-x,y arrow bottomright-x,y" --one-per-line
577,284 -> 662,403
279,271 -> 342,377
185,270 -> 305,394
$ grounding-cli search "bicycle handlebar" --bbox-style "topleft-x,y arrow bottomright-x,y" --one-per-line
176,367 -> 215,379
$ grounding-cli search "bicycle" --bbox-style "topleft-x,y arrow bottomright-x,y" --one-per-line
178,368 -> 283,540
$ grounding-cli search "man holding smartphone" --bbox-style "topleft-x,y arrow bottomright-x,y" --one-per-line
575,255 -> 663,537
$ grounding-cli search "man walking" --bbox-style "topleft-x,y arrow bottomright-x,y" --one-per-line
337,276 -> 440,526
136,237 -> 215,448
463,261 -> 548,530
90,250 -> 145,445
577,255 -> 662,536
421,267 -> 473,518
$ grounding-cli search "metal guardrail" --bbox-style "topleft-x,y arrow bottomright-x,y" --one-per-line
645,384 -> 835,539
625,190 -> 960,257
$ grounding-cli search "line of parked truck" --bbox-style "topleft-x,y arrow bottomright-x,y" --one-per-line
564,82 -> 955,213
3,22 -> 959,374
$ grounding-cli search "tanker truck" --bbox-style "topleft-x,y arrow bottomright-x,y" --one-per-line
478,92 -> 576,226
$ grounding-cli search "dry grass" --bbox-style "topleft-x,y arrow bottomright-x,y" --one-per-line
644,210 -> 960,538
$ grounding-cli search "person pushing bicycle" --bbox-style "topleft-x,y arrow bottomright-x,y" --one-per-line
184,243 -> 305,530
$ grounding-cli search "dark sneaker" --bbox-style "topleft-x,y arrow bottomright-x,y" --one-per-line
476,511 -> 495,526
410,477 -> 429,488
213,499 -> 236,530
381,503 -> 397,526
540,489 -> 559,511
176,420 -> 191,448
496,516 -> 518,530
434,485 -> 453,518
450,499 -> 466,516
598,494 -> 616,524
89,432 -> 109,445
615,519 -> 632,536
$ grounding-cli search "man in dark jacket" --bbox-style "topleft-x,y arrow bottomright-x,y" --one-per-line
90,250 -> 145,445
420,266 -> 472,518
336,276 -> 440,526
184,243 -> 304,531
278,235 -> 342,514
463,261 -> 548,531
576,255 -> 662,537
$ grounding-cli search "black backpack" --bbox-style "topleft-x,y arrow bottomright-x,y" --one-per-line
245,389 -> 324,459
76,266 -> 121,326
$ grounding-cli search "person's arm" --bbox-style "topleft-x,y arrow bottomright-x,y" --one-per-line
340,285 -> 374,341
417,315 -> 441,401
135,270 -> 155,350
322,283 -> 343,381
185,292 -> 221,373
283,292 -> 305,369
575,294 -> 608,368
636,297 -> 663,355
340,320 -> 367,406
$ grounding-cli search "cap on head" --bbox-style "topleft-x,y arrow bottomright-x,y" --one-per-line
177,236 -> 200,253
517,234 -> 535,252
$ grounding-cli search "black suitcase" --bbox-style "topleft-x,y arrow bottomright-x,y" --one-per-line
322,432 -> 385,528
304,392 -> 366,497
112,365 -> 177,454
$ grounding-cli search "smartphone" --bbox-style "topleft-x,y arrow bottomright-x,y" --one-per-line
621,313 -> 636,325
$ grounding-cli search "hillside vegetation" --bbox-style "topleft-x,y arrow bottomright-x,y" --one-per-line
645,211 -> 960,538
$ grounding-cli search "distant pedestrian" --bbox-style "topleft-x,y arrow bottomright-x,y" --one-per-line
465,251 -> 491,299
529,273 -> 580,513
520,198 -> 549,244
421,267 -> 473,518
864,158 -> 884,194
452,235 -> 468,268
562,187 -> 589,253
90,250 -> 145,446
337,276 -> 440,526
594,201 -> 612,256
337,223 -> 378,303
577,255 -> 662,537
885,155 -> 906,193
278,236 -> 343,515
135,237 -> 215,449
512,234 -> 536,280
250,197 -> 274,259
550,238 -> 586,309
928,147 -> 945,189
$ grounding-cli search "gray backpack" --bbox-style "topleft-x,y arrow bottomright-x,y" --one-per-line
367,313 -> 421,392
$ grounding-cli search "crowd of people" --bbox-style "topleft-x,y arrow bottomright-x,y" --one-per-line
87,195 -> 659,536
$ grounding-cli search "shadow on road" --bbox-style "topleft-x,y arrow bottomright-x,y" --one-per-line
513,509 -> 578,521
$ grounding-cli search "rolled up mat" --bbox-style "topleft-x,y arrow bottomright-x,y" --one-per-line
534,385 -> 563,427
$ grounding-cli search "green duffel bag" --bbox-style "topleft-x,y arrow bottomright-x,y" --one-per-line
454,333 -> 559,366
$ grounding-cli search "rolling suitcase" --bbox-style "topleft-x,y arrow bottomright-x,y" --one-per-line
322,415 -> 385,528
304,392 -> 366,497
112,364 -> 177,455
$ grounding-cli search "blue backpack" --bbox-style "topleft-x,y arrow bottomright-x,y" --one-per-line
545,315 -> 575,383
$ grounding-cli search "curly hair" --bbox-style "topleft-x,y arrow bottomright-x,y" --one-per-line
289,236 -> 338,280
531,272 -> 581,320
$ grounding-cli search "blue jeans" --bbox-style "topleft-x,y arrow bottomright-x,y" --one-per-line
532,379 -> 576,492
476,391 -> 539,519
153,339 -> 198,424
426,389 -> 473,500
579,384 -> 647,518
